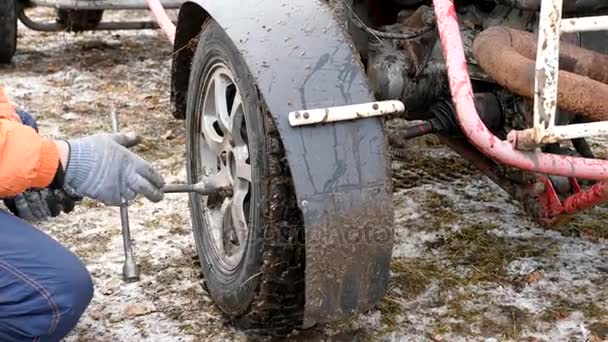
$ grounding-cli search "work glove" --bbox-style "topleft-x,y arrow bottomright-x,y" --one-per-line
4,188 -> 79,222
63,133 -> 165,206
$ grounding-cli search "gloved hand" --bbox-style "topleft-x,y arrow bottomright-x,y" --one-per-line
62,133 -> 165,206
4,188 -> 79,222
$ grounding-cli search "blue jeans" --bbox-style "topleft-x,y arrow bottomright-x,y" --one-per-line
0,210 -> 93,341
15,109 -> 39,132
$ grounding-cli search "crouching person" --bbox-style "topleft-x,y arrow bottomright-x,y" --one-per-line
0,86 -> 165,341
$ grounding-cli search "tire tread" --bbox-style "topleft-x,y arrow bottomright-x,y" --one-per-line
0,0 -> 17,64
236,103 -> 305,335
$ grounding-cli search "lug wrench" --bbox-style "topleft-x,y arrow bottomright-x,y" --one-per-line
162,183 -> 232,196
110,110 -> 231,281
111,110 -> 140,283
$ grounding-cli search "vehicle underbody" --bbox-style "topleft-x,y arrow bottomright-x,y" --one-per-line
340,0 -> 608,228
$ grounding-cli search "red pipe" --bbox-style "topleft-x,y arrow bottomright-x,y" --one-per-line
146,0 -> 176,43
432,0 -> 608,181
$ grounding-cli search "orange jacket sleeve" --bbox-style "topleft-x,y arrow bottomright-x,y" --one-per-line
0,86 -> 59,197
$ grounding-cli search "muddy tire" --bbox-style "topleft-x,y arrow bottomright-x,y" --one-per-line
0,0 -> 17,64
186,19 -> 305,334
56,9 -> 103,32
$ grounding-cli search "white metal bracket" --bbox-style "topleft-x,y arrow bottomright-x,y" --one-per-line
288,100 -> 405,127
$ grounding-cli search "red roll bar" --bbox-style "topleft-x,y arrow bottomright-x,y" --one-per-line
146,0 -> 176,43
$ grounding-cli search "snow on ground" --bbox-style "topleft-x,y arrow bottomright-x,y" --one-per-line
1,7 -> 606,342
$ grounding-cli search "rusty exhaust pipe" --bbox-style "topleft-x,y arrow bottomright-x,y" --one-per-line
472,26 -> 608,121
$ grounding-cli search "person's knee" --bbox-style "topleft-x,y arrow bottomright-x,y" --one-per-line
0,256 -> 93,342
62,260 -> 94,313
0,211 -> 94,341
52,256 -> 94,337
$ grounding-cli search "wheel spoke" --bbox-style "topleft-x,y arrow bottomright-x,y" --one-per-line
201,74 -> 225,152
230,90 -> 243,127
231,182 -> 249,245
234,150 -> 252,182
200,120 -> 224,155
210,198 -> 231,257
205,167 -> 231,188
231,93 -> 247,144
214,72 -> 232,136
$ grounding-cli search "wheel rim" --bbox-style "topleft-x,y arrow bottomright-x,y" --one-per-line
196,62 -> 252,270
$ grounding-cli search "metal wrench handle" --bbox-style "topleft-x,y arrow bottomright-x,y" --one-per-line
111,110 -> 140,282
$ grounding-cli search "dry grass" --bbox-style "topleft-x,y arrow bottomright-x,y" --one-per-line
444,222 -> 547,283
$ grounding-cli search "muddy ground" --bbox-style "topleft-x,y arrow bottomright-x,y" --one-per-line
1,8 -> 607,342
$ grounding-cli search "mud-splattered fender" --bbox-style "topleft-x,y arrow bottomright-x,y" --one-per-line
170,0 -> 394,327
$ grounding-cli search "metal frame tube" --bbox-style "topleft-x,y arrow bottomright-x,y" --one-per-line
534,0 -> 562,130
561,16 -> 608,33
497,0 -> 608,12
517,121 -> 608,148
29,0 -> 184,10
19,9 -> 161,31
145,0 -> 176,42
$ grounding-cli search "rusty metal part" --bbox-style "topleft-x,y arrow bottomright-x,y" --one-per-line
397,5 -> 437,50
18,8 -> 161,31
387,128 -> 424,162
389,147 -> 418,162
473,26 -> 608,121
389,122 -> 435,142
506,127 -> 555,150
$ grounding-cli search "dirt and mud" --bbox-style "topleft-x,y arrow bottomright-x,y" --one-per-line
1,8 -> 606,342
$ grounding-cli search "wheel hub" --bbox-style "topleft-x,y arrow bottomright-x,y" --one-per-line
198,63 -> 252,269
